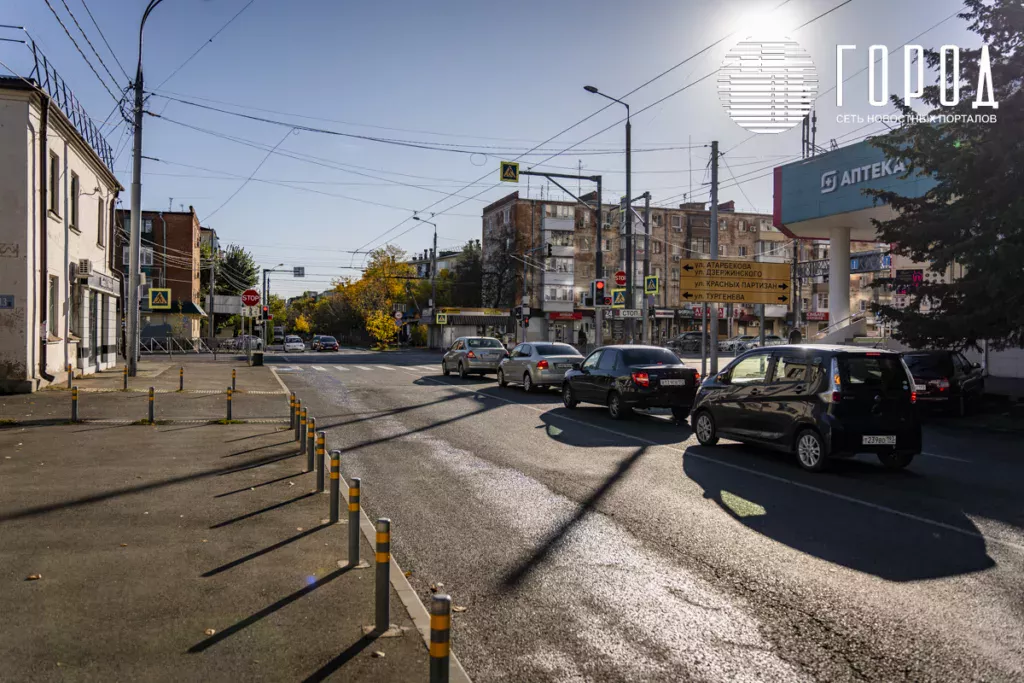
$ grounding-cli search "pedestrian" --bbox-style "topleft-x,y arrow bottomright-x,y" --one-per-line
578,328 -> 587,347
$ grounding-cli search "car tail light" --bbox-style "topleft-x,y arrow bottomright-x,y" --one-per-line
631,372 -> 650,387
467,351 -> 476,359
537,359 -> 549,370
694,371 -> 701,382
936,378 -> 950,391
831,391 -> 842,403
911,390 -> 917,404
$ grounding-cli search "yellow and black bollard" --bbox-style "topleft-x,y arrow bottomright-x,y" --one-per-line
66,363 -> 73,389
375,518 -> 391,633
179,366 -> 184,391
231,367 -> 236,391
348,477 -> 361,566
300,407 -> 308,449
226,387 -> 233,420
329,449 -> 341,523
288,392 -> 296,429
123,365 -> 128,391
294,399 -> 303,442
71,386 -> 79,422
430,594 -> 452,683
306,416 -> 316,470
148,387 -> 155,423
315,430 -> 326,493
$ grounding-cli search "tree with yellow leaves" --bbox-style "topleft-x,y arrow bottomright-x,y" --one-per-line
293,314 -> 311,334
366,310 -> 399,348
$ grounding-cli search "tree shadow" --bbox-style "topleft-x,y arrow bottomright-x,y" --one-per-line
501,446 -> 649,590
682,445 -> 997,581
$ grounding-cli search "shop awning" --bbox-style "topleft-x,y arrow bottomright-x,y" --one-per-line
143,301 -> 207,317
439,315 -> 513,326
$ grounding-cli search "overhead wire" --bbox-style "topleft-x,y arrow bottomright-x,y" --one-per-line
203,127 -> 295,221
76,0 -> 128,80
39,0 -> 121,104
57,0 -> 122,89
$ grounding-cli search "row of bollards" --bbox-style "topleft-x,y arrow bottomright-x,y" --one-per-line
113,365 -> 241,393
70,382 -> 241,424
289,392 -> 454,681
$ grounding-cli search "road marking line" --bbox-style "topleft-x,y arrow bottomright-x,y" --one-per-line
921,451 -> 970,463
334,366 -> 349,372
399,371 -> 1024,553
353,366 -> 373,371
312,366 -> 327,372
376,365 -> 395,371
269,367 -> 291,394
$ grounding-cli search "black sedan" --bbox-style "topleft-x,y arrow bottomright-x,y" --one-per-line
561,345 -> 700,420
902,349 -> 985,416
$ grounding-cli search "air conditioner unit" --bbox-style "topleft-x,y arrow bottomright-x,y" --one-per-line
672,255 -> 681,261
78,259 -> 93,277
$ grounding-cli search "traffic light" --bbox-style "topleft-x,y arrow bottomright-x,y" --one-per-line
592,279 -> 607,305
514,305 -> 522,321
522,315 -> 530,328
261,305 -> 269,320
267,314 -> 273,321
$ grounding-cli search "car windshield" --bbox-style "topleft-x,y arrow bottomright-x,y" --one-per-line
467,338 -> 502,348
903,353 -> 953,374
285,336 -> 301,342
621,348 -> 680,366
532,343 -> 579,356
841,354 -> 908,391
321,337 -> 336,343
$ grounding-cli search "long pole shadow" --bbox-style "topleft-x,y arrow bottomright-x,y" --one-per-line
209,492 -> 316,529
501,446 -> 649,590
202,524 -> 330,577
222,439 -> 297,458
214,471 -> 308,498
301,633 -> 380,683
187,565 -> 353,653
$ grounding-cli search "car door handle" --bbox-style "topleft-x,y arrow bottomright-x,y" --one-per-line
749,389 -> 760,396
793,386 -> 805,394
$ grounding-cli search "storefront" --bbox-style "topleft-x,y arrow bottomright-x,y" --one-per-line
547,311 -> 583,345
430,308 -> 512,349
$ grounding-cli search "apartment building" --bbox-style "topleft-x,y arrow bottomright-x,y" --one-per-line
0,74 -> 122,392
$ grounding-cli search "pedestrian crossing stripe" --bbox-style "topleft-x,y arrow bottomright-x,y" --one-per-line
354,366 -> 373,371
376,365 -> 394,371
334,366 -> 349,371
313,366 -> 327,371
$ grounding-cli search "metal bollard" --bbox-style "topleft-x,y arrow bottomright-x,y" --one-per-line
232,368 -> 236,391
306,416 -> 316,470
294,399 -> 303,442
315,430 -> 326,493
348,477 -> 361,567
179,366 -> 184,391
67,363 -> 73,388
300,407 -> 308,447
289,392 -> 295,428
375,518 -> 391,633
123,365 -> 128,390
148,387 -> 155,423
329,449 -> 341,523
226,387 -> 233,420
71,386 -> 79,422
430,594 -> 452,683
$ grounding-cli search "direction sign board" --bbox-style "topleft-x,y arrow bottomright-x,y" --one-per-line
241,305 -> 259,318
679,259 -> 792,305
644,275 -> 659,295
293,266 -> 305,278
614,270 -> 627,287
615,308 -> 641,318
610,288 -> 626,308
499,161 -> 519,183
148,288 -> 171,310
241,289 -> 261,307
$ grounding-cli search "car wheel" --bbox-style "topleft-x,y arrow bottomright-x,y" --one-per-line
562,383 -> 578,409
608,392 -> 630,420
878,451 -> 915,470
671,406 -> 690,422
498,369 -> 507,387
523,373 -> 533,393
693,410 -> 718,446
442,360 -> 450,376
795,429 -> 827,472
458,362 -> 467,380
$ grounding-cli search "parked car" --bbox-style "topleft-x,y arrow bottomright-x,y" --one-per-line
317,335 -> 339,352
442,337 -> 508,378
666,332 -> 708,354
283,335 -> 305,353
719,335 -> 756,353
690,345 -> 921,472
901,349 -> 984,416
562,345 -> 700,420
739,334 -> 784,351
498,342 -> 583,392
310,335 -> 324,351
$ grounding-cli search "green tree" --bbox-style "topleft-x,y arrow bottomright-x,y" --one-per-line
452,240 -> 483,307
867,0 -> 1023,349
267,294 -> 286,324
214,245 -> 259,296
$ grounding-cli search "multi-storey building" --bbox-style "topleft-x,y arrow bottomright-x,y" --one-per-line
0,72 -> 122,392
481,192 -> 778,345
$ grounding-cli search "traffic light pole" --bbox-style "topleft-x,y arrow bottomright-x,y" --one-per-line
641,192 -> 650,343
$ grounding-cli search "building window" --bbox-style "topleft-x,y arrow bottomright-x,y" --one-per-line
547,231 -> 574,247
671,268 -> 679,280
48,275 -> 59,336
547,257 -> 573,273
544,204 -> 573,219
651,213 -> 662,228
738,245 -> 747,257
690,238 -> 709,254
143,218 -> 153,234
123,247 -> 154,266
544,286 -> 573,302
816,293 -> 828,310
69,173 -> 80,231
49,153 -> 60,215
671,215 -> 682,231
601,239 -> 611,252
652,241 -> 662,254
719,219 -> 727,231
719,245 -> 728,256
97,198 -> 106,246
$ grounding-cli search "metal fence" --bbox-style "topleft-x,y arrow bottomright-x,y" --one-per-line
140,337 -> 214,354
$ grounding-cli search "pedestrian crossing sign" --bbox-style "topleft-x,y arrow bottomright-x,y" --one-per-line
500,161 -> 519,183
644,275 -> 659,295
149,288 -> 171,310
611,288 -> 626,308
436,313 -> 448,325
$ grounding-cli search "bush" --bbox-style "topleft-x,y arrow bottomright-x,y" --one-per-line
410,323 -> 427,347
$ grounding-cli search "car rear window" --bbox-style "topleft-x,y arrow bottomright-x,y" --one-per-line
621,348 -> 679,366
321,337 -> 337,343
840,355 -> 908,391
902,353 -> 953,375
532,343 -> 579,356
468,338 -> 502,348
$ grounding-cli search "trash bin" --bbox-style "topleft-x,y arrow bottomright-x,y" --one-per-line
252,351 -> 264,367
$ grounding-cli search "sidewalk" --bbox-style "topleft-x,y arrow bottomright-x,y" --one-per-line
0,365 -> 432,682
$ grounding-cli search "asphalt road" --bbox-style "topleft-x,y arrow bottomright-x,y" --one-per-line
270,347 -> 1024,683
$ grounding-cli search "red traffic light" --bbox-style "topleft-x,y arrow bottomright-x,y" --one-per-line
595,280 -> 605,291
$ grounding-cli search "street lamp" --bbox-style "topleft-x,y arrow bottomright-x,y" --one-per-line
262,263 -> 285,345
584,85 -> 633,339
413,216 -> 438,312
127,0 -> 167,376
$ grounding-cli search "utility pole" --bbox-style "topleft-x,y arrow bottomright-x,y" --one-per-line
595,176 -> 603,346
709,140 -> 720,375
431,230 -> 438,315
208,256 -> 216,347
625,115 -> 633,341
641,192 -> 650,343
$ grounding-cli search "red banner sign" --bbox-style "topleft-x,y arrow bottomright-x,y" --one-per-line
548,312 -> 582,321
805,311 -> 829,321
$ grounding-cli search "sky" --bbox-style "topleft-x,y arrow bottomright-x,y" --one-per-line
3,0 -> 978,299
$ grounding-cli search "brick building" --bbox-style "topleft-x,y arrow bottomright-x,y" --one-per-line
481,192 -> 779,345
114,207 -> 205,339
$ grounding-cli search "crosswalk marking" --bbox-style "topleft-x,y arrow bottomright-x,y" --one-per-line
313,366 -> 327,372
334,366 -> 349,372
353,365 -> 373,371
376,365 -> 395,371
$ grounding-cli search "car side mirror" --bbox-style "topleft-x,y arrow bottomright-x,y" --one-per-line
572,362 -> 582,370
717,372 -> 730,384
972,361 -> 981,369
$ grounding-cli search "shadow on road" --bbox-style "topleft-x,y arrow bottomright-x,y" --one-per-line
202,523 -> 331,577
682,445 -> 996,581
300,633 -> 380,682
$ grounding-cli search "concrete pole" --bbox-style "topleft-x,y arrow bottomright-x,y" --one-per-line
594,176 -> 603,346
829,226 -> 852,326
709,141 -> 720,375
641,192 -> 650,343
624,117 -> 633,341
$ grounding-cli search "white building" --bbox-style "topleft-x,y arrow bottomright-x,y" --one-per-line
0,75 -> 122,392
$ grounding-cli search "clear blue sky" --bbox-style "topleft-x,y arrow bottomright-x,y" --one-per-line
4,0 -> 974,298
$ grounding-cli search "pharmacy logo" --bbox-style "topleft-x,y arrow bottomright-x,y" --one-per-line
718,37 -> 818,134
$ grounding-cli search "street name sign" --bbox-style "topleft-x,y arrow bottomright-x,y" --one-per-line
679,259 -> 792,305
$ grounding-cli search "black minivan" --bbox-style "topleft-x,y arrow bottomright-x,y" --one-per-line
689,345 -> 921,472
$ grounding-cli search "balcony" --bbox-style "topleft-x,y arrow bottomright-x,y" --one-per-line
543,269 -> 574,286
543,217 -> 574,232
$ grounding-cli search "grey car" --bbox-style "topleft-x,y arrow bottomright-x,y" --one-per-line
498,342 -> 584,392
441,337 -> 508,378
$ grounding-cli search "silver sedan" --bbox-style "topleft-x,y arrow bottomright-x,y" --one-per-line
498,342 -> 584,392
441,337 -> 508,378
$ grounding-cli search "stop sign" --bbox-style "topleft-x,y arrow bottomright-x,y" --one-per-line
614,270 -> 626,287
241,289 -> 260,307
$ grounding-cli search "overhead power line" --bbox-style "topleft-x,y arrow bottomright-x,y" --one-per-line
77,0 -> 129,80
40,0 -> 121,104
57,0 -> 122,88
204,127 -> 295,221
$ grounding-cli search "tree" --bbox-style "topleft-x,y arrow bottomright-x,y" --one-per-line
366,309 -> 398,348
452,240 -> 483,307
867,0 -> 1024,349
214,245 -> 259,296
293,314 -> 311,334
350,246 -> 415,317
483,223 -> 518,308
268,294 -> 286,324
